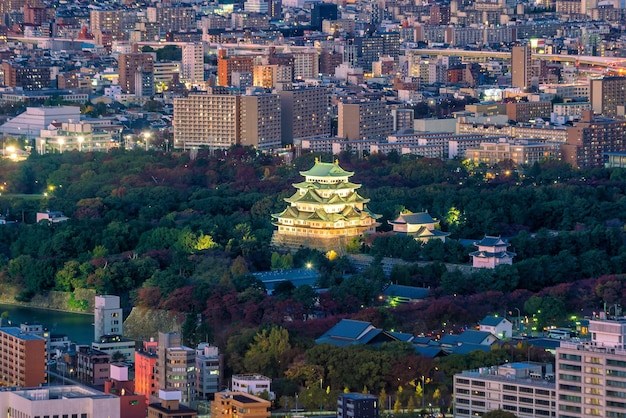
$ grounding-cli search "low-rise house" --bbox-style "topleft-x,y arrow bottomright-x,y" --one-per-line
479,316 -> 513,339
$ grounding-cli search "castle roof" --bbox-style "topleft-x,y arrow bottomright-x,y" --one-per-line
292,180 -> 361,190
390,211 -> 438,226
300,161 -> 353,178
474,235 -> 509,247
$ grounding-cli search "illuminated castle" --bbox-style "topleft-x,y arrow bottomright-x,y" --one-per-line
271,159 -> 381,254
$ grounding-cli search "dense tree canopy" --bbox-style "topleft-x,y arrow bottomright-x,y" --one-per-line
1,147 -> 626,411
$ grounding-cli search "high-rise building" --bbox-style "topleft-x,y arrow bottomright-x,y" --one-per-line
240,93 -> 282,150
338,100 -> 394,141
157,332 -> 196,405
279,87 -> 331,145
268,0 -> 282,19
0,326 -> 46,387
217,50 -> 255,87
253,64 -> 292,89
511,45 -> 532,91
555,312 -> 626,418
196,343 -> 223,400
173,92 -> 240,150
118,53 -> 154,94
562,110 -> 626,168
590,76 -> 626,117
293,51 -> 319,79
181,43 -> 205,85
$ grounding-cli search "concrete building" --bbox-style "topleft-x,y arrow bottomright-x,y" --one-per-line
0,326 -> 46,387
135,340 -> 158,401
173,92 -> 240,150
240,93 -> 282,151
338,393 -> 379,418
590,77 -> 626,117
148,390 -> 197,418
511,45 -> 532,91
453,362 -> 556,418
563,110 -> 626,168
506,101 -> 553,123
1,62 -> 51,90
555,313 -> 626,418
92,295 -> 135,363
463,138 -> 561,166
146,5 -> 196,33
217,50 -> 255,87
157,332 -> 196,405
338,100 -> 394,141
90,10 -> 135,41
0,386 -> 120,418
76,346 -> 111,386
118,53 -> 155,95
181,43 -> 204,86
232,374 -> 271,397
279,87 -> 331,145
104,364 -> 146,418
211,392 -> 271,418
196,343 -> 222,400
94,295 -> 123,342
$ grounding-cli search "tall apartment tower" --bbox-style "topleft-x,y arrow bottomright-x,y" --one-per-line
181,43 -> 205,85
556,312 -> 626,418
278,87 -> 331,145
173,92 -> 240,150
94,295 -> 123,341
338,100 -> 394,141
590,76 -> 626,117
240,93 -> 282,151
511,45 -> 532,91
157,332 -> 196,405
119,53 -> 155,94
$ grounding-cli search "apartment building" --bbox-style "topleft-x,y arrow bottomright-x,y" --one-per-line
338,100 -> 394,141
181,43 -> 204,85
555,313 -> 626,418
0,326 -> 46,387
338,393 -> 379,418
563,110 -> 626,168
76,346 -> 111,386
148,390 -> 197,418
506,101 -> 553,123
135,340 -> 158,401
217,50 -> 255,87
196,343 -> 222,400
590,76 -> 626,117
118,53 -> 154,95
173,92 -> 240,150
454,362 -> 556,418
157,332 -> 196,405
240,93 -> 282,151
232,374 -> 271,397
279,87 -> 331,145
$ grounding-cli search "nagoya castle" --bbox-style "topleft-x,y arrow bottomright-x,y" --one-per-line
271,158 -> 381,254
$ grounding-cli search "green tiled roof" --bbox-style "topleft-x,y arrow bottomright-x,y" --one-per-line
292,181 -> 361,190
300,161 -> 354,178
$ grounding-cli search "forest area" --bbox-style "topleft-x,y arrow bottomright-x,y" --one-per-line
0,147 -> 626,411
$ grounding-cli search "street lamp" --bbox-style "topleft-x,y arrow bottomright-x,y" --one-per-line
58,138 -> 64,154
143,132 -> 151,151
77,136 -> 84,152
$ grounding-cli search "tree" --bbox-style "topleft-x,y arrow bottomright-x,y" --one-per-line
243,326 -> 292,378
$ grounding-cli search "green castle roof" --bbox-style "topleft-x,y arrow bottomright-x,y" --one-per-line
300,160 -> 354,178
